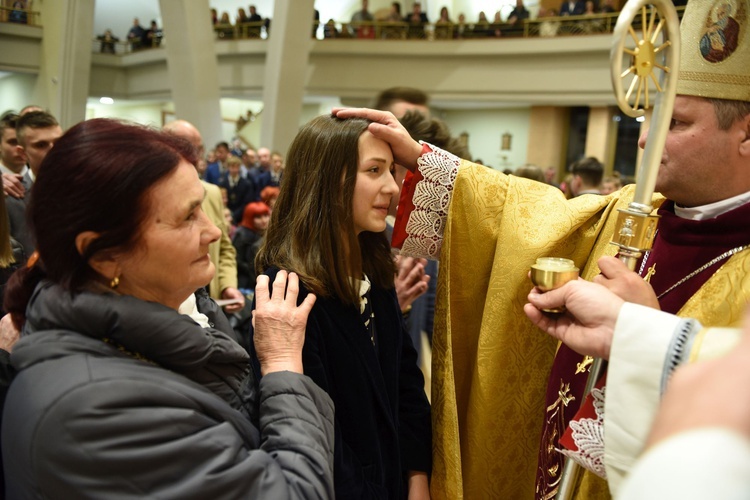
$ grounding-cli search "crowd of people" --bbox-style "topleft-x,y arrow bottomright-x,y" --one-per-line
1,0 -> 749,498
96,17 -> 162,54
203,1 -> 628,42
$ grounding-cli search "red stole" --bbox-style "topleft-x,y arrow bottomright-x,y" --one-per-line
535,199 -> 750,499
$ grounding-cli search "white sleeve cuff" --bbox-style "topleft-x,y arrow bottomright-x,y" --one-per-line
618,429 -> 750,500
604,303 -> 686,493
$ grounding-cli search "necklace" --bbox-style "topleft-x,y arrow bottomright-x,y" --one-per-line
102,337 -> 157,365
640,244 -> 750,299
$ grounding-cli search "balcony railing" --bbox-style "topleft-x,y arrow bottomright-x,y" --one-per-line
0,5 -> 39,26
92,37 -> 163,55
214,21 -> 268,40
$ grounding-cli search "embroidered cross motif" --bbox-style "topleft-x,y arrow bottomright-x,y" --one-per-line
643,263 -> 657,283
575,356 -> 594,374
558,381 -> 576,407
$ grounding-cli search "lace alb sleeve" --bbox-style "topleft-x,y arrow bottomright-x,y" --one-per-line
399,144 -> 461,260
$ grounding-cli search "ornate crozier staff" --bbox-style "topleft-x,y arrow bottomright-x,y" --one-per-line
554,1 -> 680,498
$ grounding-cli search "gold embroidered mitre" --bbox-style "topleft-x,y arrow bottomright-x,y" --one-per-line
677,0 -> 750,100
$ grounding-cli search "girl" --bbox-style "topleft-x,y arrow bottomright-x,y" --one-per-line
253,115 -> 431,499
233,201 -> 270,290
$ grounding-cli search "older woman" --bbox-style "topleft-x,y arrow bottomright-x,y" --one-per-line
2,119 -> 334,498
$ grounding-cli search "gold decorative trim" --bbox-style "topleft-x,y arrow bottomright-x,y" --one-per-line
679,70 -> 750,85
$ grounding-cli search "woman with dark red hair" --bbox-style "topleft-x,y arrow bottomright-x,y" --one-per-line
1,119 -> 333,498
233,201 -> 271,290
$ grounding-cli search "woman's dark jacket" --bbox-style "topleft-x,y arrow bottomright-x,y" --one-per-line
3,282 -> 335,499
251,268 -> 432,499
232,226 -> 263,290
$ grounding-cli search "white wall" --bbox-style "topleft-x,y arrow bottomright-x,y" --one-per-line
0,73 -> 38,114
440,107 -> 531,170
86,100 -> 165,126
83,96 -> 343,154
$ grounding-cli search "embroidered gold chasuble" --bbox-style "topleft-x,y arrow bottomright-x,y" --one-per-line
429,161 -> 750,499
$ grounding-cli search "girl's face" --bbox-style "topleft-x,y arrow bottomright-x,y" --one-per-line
253,213 -> 270,231
351,131 -> 398,235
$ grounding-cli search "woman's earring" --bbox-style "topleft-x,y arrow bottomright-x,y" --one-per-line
110,276 -> 120,289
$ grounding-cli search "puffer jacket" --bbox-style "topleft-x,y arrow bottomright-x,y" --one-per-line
3,281 -> 334,499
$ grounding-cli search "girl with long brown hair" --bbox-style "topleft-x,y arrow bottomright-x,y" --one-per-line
253,114 -> 431,499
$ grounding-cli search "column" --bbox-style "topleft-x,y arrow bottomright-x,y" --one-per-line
33,0 -> 95,128
635,108 -> 652,178
260,0 -> 315,153
584,106 -> 618,174
159,0 -> 223,149
526,106 -> 570,183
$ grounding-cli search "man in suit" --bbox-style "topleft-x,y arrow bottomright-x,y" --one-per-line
0,113 -> 27,182
219,156 -> 256,223
0,113 -> 31,254
248,146 -> 272,198
163,120 -> 244,314
560,0 -> 586,15
5,111 -> 63,255
204,141 -> 230,185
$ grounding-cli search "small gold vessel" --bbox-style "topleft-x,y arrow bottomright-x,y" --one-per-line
530,258 -> 579,312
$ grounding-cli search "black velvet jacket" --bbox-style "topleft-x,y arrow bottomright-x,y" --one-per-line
251,268 -> 432,499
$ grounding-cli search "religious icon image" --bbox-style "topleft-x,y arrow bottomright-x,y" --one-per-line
700,0 -> 745,63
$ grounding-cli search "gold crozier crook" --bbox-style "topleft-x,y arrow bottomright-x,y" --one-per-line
554,1 -> 680,499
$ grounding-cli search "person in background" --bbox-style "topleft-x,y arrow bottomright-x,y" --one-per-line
233,201 -> 270,291
204,141 -> 230,185
261,185 -> 280,211
223,207 -> 237,240
350,0 -> 374,38
145,20 -> 163,48
569,156 -> 604,196
560,0 -> 586,16
217,12 -> 234,39
252,115 -> 432,498
515,164 -> 545,183
269,151 -> 284,187
7,111 -> 63,256
434,7 -> 453,39
1,118 -> 334,498
374,86 -> 430,119
600,0 -> 618,14
127,18 -> 145,50
385,2 -> 402,22
600,174 -> 622,195
219,155 -> 256,224
507,0 -> 530,24
98,29 -> 119,53
405,1 -> 429,39
0,174 -> 22,500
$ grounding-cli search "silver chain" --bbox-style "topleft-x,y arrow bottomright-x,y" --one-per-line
648,244 -> 750,299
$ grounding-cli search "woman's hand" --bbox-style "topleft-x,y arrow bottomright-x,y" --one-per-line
332,107 -> 423,172
0,314 -> 20,353
253,271 -> 316,376
524,279 -> 624,359
395,256 -> 430,312
220,286 -> 245,314
407,471 -> 430,500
